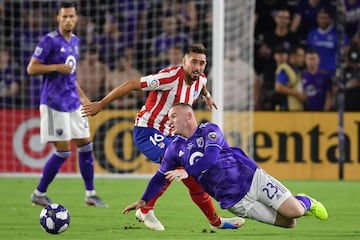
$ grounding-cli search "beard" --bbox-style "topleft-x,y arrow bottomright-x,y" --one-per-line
186,71 -> 200,82
190,75 -> 199,81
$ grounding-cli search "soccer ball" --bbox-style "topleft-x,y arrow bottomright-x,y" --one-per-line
39,203 -> 70,234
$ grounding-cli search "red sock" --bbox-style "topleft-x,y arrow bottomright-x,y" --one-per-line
140,180 -> 171,214
182,176 -> 221,226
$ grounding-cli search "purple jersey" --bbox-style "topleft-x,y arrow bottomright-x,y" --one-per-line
159,122 -> 258,209
31,29 -> 80,112
301,70 -> 332,111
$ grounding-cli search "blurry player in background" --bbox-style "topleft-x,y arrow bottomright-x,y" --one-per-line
123,103 -> 328,228
82,43 -> 244,231
301,49 -> 332,111
26,1 -> 107,208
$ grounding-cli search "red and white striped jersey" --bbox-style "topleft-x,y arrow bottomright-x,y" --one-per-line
135,65 -> 207,136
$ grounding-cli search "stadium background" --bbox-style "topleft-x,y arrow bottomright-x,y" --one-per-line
0,0 -> 359,179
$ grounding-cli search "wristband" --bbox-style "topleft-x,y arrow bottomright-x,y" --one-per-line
204,92 -> 211,98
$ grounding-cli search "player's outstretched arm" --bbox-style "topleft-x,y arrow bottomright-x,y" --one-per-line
122,200 -> 146,214
82,78 -> 141,117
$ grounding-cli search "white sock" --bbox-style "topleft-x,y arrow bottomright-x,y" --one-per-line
86,190 -> 96,197
34,189 -> 46,196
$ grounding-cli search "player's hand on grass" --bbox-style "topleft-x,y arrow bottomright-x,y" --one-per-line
122,200 -> 146,214
82,101 -> 102,117
165,169 -> 189,182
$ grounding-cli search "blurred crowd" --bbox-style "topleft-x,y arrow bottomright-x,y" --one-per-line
255,0 -> 360,111
1,0 -> 360,111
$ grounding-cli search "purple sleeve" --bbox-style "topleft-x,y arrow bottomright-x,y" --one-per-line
141,171 -> 169,202
141,144 -> 179,202
186,145 -> 220,176
32,35 -> 52,63
158,143 -> 181,173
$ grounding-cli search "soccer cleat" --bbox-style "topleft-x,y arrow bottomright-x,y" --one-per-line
298,193 -> 328,220
31,192 -> 52,206
135,209 -> 165,231
85,195 -> 109,208
210,217 -> 245,230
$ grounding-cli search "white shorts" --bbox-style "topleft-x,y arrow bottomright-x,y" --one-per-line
40,104 -> 90,143
228,168 -> 292,225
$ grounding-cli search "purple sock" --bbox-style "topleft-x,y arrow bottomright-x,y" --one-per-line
78,142 -> 94,191
37,151 -> 70,192
295,195 -> 311,211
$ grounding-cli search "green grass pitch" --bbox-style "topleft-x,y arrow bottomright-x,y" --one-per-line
0,177 -> 359,240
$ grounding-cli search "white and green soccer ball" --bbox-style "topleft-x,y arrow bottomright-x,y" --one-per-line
39,203 -> 70,234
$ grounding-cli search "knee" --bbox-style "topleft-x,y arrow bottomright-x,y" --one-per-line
291,206 -> 306,218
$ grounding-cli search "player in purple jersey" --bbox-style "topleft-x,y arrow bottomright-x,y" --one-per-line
124,103 -> 329,228
26,1 -> 107,208
302,49 -> 332,111
83,44 -> 243,231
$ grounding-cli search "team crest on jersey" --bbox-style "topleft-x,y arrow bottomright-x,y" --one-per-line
193,90 -> 199,98
196,137 -> 204,147
56,129 -> 63,136
34,46 -> 43,56
208,132 -> 217,141
149,79 -> 160,89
